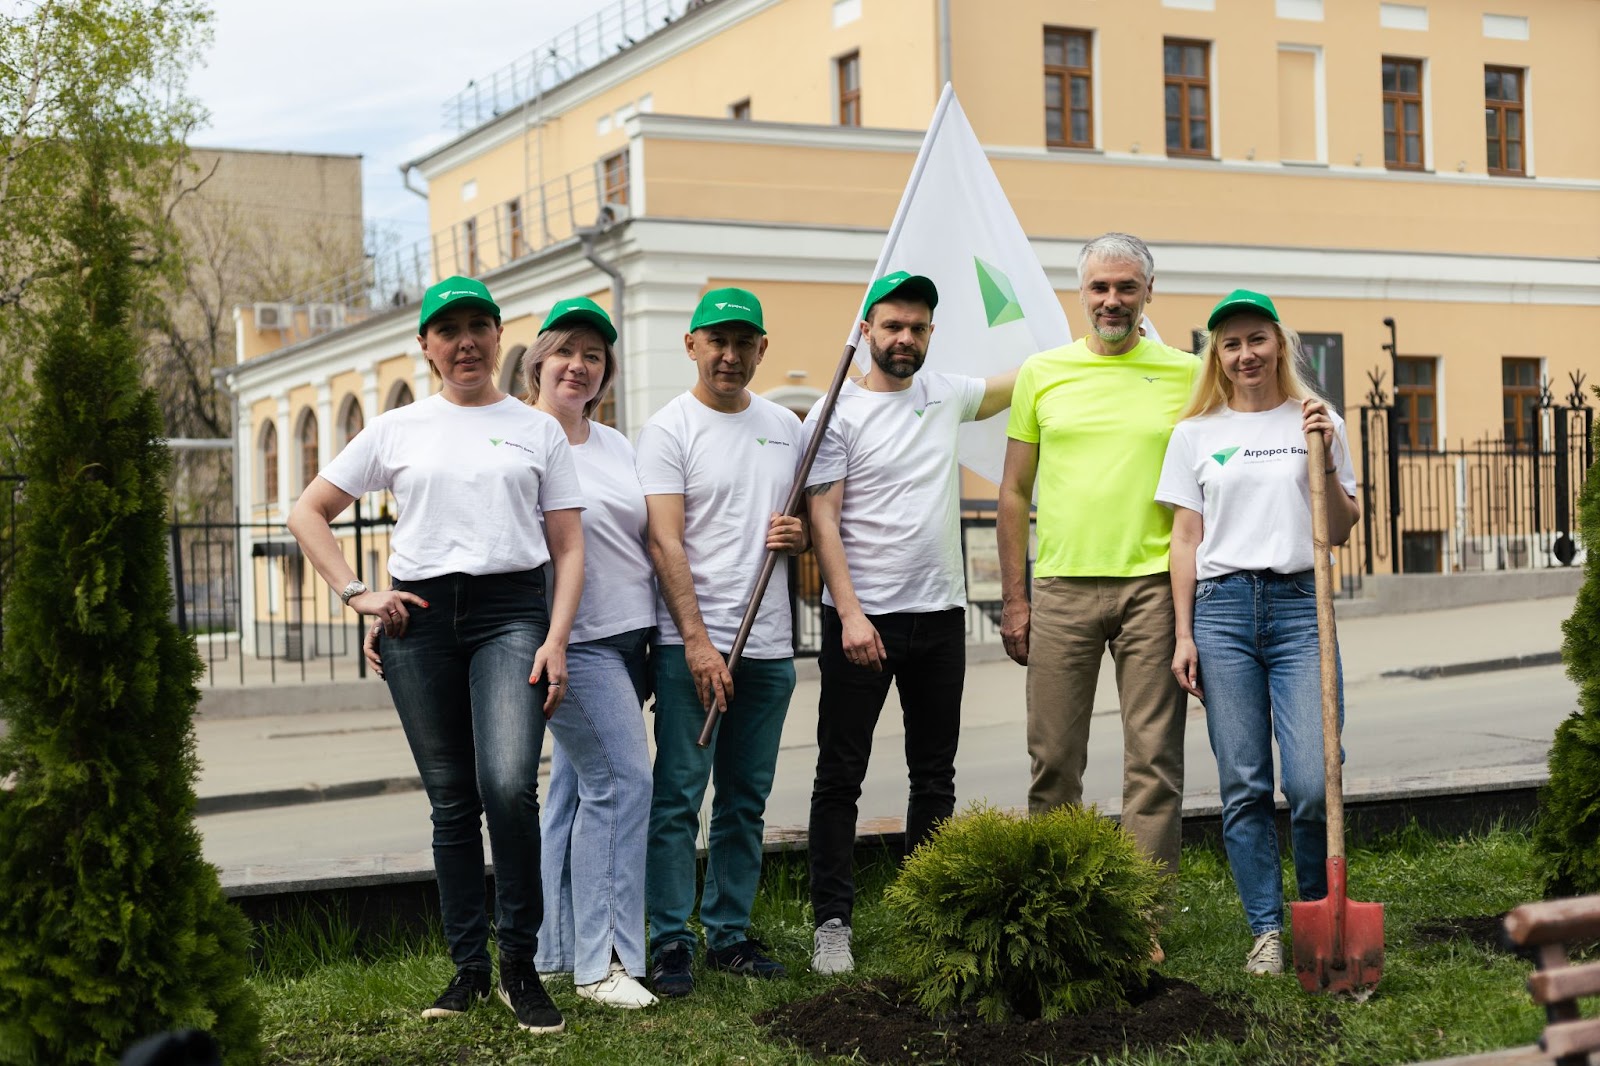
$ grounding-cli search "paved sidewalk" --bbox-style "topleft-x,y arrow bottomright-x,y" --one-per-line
194,593 -> 1576,811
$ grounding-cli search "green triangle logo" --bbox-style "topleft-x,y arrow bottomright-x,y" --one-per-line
1212,446 -> 1241,465
914,409 -> 925,418
489,437 -> 504,446
756,438 -> 767,445
975,257 -> 1025,328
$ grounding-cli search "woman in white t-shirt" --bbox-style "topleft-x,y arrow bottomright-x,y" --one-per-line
289,276 -> 583,1035
523,299 -> 659,1009
1154,289 -> 1360,979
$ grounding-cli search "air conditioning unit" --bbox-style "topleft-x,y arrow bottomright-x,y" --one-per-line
308,303 -> 345,333
253,303 -> 293,331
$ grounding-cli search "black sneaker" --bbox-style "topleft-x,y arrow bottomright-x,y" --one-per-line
497,955 -> 565,1033
421,966 -> 491,1019
647,941 -> 695,998
706,938 -> 787,979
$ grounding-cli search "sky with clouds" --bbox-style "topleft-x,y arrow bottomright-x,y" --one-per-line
187,0 -> 618,247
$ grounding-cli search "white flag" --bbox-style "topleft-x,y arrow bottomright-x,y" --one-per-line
851,84 -> 1071,485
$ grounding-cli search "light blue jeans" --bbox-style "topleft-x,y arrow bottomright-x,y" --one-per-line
535,628 -> 654,984
1193,570 -> 1341,936
647,645 -> 796,955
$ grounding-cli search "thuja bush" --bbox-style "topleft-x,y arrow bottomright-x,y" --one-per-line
884,803 -> 1162,1023
1535,398 -> 1600,897
0,161 -> 259,1062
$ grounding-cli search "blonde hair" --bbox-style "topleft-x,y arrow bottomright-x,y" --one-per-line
1179,314 -> 1320,421
522,325 -> 616,419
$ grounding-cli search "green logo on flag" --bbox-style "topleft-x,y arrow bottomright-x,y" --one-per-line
975,257 -> 1025,328
756,438 -> 767,445
1212,446 -> 1241,466
489,438 -> 504,446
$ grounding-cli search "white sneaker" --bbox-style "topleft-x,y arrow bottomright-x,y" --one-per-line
812,918 -> 854,975
576,960 -> 659,1009
1246,930 -> 1284,975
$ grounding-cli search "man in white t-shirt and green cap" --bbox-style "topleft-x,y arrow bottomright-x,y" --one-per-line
802,271 -> 1017,974
635,287 -> 808,997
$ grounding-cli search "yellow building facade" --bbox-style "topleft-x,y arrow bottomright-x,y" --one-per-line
226,0 -> 1600,641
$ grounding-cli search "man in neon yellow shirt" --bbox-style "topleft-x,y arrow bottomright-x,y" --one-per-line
997,232 -> 1198,899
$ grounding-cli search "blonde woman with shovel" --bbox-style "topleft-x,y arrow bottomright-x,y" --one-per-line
1155,290 -> 1359,976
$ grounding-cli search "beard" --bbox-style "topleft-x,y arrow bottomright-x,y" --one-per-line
1091,313 -> 1137,345
869,338 -> 926,379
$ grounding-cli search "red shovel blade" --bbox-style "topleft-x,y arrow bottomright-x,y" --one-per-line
1290,857 -> 1385,996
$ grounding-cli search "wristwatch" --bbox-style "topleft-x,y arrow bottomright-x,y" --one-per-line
339,579 -> 369,606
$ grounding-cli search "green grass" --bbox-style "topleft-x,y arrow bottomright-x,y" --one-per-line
253,826 -> 1556,1065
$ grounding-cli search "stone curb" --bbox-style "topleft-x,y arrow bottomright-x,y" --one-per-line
198,649 -> 1562,816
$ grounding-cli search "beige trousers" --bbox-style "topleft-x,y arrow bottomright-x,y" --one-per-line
1025,573 -> 1187,876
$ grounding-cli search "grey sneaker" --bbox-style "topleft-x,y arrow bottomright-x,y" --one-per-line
811,918 -> 854,975
1246,930 -> 1284,975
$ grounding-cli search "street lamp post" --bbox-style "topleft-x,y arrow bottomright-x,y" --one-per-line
1380,317 -> 1403,573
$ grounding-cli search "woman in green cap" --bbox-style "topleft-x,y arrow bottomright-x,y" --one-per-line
1154,289 -> 1360,977
292,275 -> 582,1034
521,297 -> 659,1008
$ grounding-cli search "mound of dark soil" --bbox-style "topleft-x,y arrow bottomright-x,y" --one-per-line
757,975 -> 1257,1065
1412,914 -> 1513,954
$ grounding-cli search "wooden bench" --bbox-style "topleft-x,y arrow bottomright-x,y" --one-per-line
1503,896 -> 1600,1066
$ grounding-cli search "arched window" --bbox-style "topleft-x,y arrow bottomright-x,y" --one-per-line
297,409 -> 319,493
385,381 -> 414,412
338,396 -> 364,450
259,421 -> 279,506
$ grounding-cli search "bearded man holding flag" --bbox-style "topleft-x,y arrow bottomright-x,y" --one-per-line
802,271 -> 1017,975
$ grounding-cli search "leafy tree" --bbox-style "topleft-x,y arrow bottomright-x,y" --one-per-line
0,0 -> 209,468
0,136 -> 259,1066
884,803 -> 1162,1023
1534,398 -> 1600,897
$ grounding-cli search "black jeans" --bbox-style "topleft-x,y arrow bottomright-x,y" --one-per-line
808,605 -> 966,925
382,570 -> 551,969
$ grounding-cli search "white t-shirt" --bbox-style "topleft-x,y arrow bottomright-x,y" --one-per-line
635,391 -> 803,659
320,393 -> 584,581
804,371 -> 985,614
567,422 -> 655,644
1155,399 -> 1358,580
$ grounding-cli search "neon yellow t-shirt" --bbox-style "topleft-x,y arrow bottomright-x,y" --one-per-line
1006,337 -> 1200,577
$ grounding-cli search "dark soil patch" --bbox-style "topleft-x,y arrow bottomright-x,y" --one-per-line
1412,914 -> 1513,954
758,975 -> 1264,1065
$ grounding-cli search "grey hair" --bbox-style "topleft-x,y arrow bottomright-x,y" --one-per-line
1077,232 -> 1155,284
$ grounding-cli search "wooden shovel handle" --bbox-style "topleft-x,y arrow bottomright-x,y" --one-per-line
1307,432 -> 1345,862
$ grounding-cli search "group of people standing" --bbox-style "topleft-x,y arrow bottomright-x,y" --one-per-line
285,228 -> 1359,1037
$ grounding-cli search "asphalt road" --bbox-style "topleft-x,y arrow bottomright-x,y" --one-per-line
196,662 -> 1576,871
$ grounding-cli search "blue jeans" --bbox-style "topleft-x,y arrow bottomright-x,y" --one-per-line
1193,570 -> 1341,935
647,645 -> 796,954
382,570 -> 552,970
810,606 -> 965,925
535,628 -> 654,984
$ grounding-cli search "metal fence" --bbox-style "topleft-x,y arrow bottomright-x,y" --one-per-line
1355,376 -> 1593,575
442,0 -> 695,132
1,396 -> 1591,685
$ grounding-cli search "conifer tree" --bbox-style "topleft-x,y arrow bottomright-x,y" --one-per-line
0,147 -> 259,1064
1534,401 -> 1600,897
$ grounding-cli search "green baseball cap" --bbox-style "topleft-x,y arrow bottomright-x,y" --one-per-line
1207,289 -> 1280,330
689,287 -> 765,334
418,275 -> 500,332
861,270 -> 939,319
540,296 -> 617,344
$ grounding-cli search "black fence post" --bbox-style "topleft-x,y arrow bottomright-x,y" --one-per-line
170,518 -> 188,634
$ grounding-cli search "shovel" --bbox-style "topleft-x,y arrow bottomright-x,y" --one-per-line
1290,431 -> 1384,997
